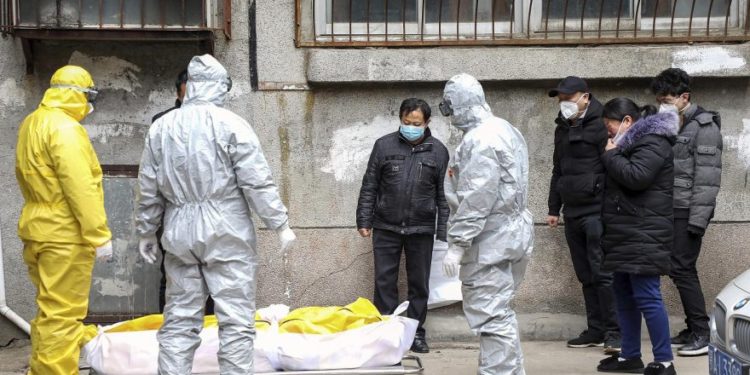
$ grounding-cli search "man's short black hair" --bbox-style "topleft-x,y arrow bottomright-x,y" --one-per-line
651,68 -> 691,98
175,69 -> 188,93
399,98 -> 431,122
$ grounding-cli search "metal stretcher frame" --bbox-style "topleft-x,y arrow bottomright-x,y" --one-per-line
256,355 -> 424,375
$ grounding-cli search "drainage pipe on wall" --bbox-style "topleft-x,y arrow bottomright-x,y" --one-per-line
0,225 -> 31,335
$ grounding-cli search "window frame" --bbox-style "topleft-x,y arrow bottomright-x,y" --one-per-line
12,0 -> 221,30
304,0 -> 750,44
314,0 -> 526,41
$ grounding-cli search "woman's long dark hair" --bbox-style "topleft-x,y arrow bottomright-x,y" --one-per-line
602,97 -> 658,122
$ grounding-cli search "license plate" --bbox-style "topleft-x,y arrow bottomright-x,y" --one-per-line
710,344 -> 749,375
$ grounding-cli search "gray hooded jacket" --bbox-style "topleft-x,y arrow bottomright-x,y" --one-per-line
673,104 -> 722,232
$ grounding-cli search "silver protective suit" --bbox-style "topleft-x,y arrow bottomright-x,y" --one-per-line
443,73 -> 534,375
136,54 -> 290,375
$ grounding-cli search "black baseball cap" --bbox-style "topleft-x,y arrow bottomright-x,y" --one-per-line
548,76 -> 589,97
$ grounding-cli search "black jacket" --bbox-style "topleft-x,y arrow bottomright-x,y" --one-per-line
356,128 -> 450,240
548,96 -> 609,218
151,99 -> 182,123
601,112 -> 679,276
672,104 -> 722,234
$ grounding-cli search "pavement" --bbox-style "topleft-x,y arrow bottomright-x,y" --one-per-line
0,339 -> 708,374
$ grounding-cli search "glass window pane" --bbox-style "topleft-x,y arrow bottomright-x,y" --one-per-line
331,0 -> 418,23
425,0 -> 477,23
542,0 -> 631,19
80,0 -> 99,25
38,0 -> 57,25
185,0 -> 203,26
642,0 -> 731,18
59,0 -> 81,26
123,0 -> 143,26
165,0 -> 184,26
477,0 -> 514,23
144,0 -> 161,26
101,0 -> 121,25
18,0 -> 38,25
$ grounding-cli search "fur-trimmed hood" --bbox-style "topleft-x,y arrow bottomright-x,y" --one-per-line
616,111 -> 679,150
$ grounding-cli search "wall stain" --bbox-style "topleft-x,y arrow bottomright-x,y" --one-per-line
276,93 -> 291,207
303,91 -> 315,151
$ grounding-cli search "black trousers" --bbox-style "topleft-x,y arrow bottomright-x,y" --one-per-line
565,214 -> 619,336
372,229 -> 433,336
670,218 -> 710,336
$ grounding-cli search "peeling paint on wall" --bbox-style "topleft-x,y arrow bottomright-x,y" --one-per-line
91,239 -> 137,298
148,88 -> 175,104
0,79 -> 25,108
228,80 -> 252,101
68,51 -> 142,93
320,116 -> 395,183
672,47 -> 746,74
320,116 -> 455,183
84,122 -> 146,144
723,119 -> 750,169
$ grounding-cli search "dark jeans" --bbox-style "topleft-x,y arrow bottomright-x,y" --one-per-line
614,272 -> 673,362
372,229 -> 433,336
669,218 -> 709,336
158,229 -> 214,314
564,214 -> 619,336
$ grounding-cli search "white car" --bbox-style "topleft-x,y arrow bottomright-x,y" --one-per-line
710,268 -> 750,375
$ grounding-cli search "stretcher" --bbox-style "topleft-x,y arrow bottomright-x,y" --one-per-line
86,355 -> 423,375
82,299 -> 421,374
256,355 -> 423,375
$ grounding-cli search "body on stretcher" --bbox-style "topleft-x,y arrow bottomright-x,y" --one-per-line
83,298 -> 420,374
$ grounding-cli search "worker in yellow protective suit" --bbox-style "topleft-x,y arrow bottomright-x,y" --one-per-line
15,65 -> 112,375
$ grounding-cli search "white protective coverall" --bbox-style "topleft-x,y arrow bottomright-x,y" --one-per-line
136,54 -> 291,374
442,73 -> 534,375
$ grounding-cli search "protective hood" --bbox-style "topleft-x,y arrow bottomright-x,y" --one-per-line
442,73 -> 493,131
183,54 -> 231,107
40,65 -> 94,122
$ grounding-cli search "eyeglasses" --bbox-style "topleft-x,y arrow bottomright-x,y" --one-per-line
439,99 -> 453,117
51,84 -> 99,103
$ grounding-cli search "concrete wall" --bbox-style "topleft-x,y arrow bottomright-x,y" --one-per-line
2,0 -> 750,343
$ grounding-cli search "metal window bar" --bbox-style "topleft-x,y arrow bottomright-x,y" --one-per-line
9,0 -> 215,30
298,0 -> 749,46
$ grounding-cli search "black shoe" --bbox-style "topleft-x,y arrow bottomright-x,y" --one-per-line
568,330 -> 604,348
677,333 -> 709,357
643,362 -> 676,375
603,332 -> 622,355
597,354 -> 645,373
670,328 -> 692,348
410,335 -> 430,353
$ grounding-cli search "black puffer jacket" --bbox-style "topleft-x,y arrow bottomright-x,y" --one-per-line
356,128 -> 450,240
548,96 -> 608,218
602,112 -> 679,276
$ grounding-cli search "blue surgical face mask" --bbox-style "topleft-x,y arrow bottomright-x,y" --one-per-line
400,125 -> 425,142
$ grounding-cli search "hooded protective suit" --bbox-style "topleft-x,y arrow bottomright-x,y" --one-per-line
136,55 -> 291,375
442,73 -> 534,375
15,65 -> 108,375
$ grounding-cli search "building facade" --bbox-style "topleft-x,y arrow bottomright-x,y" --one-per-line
1,0 -> 749,343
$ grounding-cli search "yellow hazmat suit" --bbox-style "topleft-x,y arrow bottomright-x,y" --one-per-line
15,65 -> 111,375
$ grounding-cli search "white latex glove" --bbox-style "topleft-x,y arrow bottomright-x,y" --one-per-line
95,241 -> 113,261
139,235 -> 160,264
442,244 -> 465,278
277,224 -> 297,252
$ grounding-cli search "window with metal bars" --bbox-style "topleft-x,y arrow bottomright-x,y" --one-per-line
10,0 -> 220,30
0,0 -> 11,34
297,0 -> 748,46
